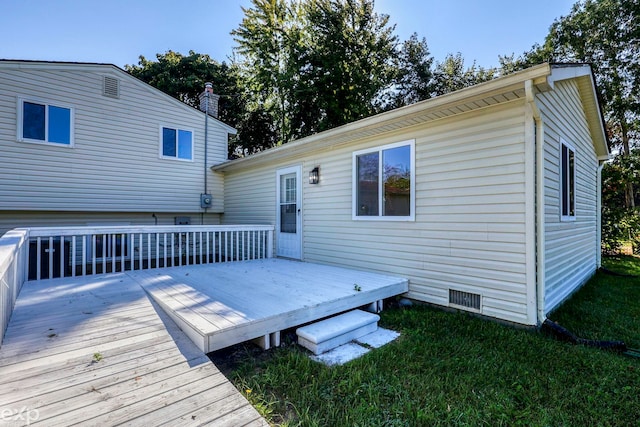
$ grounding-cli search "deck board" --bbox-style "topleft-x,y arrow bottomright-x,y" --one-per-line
128,258 -> 409,352
0,273 -> 267,427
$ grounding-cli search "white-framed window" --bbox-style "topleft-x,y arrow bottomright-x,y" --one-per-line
17,98 -> 73,146
160,126 -> 193,161
352,140 -> 415,221
560,138 -> 576,221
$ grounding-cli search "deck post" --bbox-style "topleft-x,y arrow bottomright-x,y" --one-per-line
267,230 -> 274,258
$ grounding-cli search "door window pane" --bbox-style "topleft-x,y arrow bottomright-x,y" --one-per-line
280,204 -> 297,233
280,174 -> 296,203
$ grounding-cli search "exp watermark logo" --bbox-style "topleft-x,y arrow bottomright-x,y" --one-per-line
0,407 -> 40,425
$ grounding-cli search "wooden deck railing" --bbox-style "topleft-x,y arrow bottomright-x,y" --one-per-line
0,229 -> 29,344
0,224 -> 273,346
22,225 -> 274,281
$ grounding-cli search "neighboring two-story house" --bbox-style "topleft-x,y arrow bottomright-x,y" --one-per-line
0,60 -> 235,236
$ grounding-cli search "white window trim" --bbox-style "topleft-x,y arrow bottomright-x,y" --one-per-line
158,125 -> 195,162
352,139 -> 416,221
560,137 -> 577,222
17,97 -> 74,147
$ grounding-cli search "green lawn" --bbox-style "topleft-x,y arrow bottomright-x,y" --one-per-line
223,256 -> 640,426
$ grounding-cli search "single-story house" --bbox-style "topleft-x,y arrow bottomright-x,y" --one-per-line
0,60 -> 235,237
213,63 -> 609,326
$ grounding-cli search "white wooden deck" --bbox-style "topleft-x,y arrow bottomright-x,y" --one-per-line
0,259 -> 407,426
0,274 -> 267,426
130,259 -> 409,353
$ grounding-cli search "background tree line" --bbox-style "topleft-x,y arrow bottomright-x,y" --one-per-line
126,0 -> 639,252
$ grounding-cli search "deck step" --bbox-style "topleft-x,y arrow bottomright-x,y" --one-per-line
296,310 -> 379,355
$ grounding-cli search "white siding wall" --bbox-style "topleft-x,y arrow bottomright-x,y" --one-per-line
0,65 -> 229,216
538,80 -> 599,314
223,101 -> 532,324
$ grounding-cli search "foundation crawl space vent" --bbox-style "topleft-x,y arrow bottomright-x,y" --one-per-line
449,289 -> 481,311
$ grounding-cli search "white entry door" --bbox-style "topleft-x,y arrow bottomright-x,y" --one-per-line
276,166 -> 302,259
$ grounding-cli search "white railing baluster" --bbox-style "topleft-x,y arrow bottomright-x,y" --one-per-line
36,237 -> 41,281
91,235 -> 96,274
217,231 -> 221,263
241,231 -> 245,261
155,233 -> 160,269
129,234 -> 134,271
190,232 -> 193,264
82,235 -> 86,276
147,233 -> 151,270
101,234 -> 107,274
163,233 -> 167,268
223,231 -> 229,262
171,233 -> 175,267
138,233 -> 142,270
48,236 -> 53,279
120,233 -> 125,272
59,236 -> 64,278
205,232 -> 210,264
71,236 -> 76,277
111,234 -> 116,273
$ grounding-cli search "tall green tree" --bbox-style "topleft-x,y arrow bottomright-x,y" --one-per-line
431,53 -> 496,96
389,33 -> 434,108
232,0 -> 301,144
232,0 -> 398,144
303,0 -> 398,132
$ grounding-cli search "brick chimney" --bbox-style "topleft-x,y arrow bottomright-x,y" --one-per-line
199,82 -> 220,118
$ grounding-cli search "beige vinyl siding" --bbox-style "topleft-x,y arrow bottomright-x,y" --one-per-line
223,101 -> 531,324
220,167 -> 276,225
0,66 -> 229,215
538,79 -> 598,314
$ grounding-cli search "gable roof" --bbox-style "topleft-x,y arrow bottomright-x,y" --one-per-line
0,59 -> 237,135
214,63 -> 608,172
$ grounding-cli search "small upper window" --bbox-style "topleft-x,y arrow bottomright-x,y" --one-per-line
18,99 -> 72,146
161,126 -> 193,161
353,140 -> 415,221
560,138 -> 576,220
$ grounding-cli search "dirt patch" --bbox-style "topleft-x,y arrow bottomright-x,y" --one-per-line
207,329 -> 299,377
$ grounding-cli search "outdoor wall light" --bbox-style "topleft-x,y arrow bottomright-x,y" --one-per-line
309,167 -> 320,184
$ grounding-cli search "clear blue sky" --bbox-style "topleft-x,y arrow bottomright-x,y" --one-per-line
0,0 -> 575,69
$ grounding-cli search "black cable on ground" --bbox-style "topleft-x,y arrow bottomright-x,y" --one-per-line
542,319 -> 640,358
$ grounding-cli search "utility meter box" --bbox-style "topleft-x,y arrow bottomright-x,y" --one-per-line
200,193 -> 213,208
